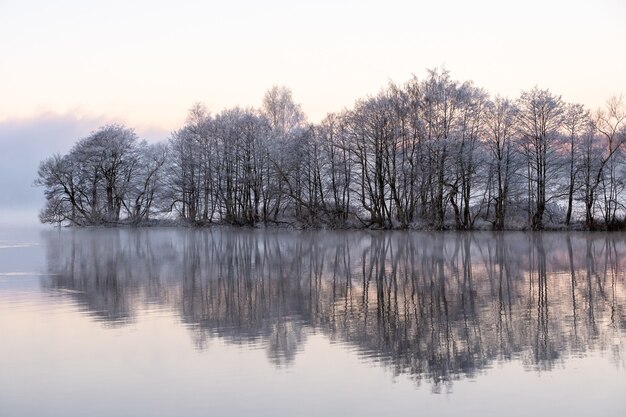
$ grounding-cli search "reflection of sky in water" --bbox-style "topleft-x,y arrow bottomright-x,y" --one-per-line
0,228 -> 625,417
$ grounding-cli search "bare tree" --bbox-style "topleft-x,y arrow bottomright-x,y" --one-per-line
485,97 -> 518,230
595,95 -> 626,227
516,88 -> 564,230
421,68 -> 463,229
37,124 -> 143,225
562,103 -> 591,225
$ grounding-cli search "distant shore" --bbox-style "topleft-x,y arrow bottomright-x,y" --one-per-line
44,218 -> 624,232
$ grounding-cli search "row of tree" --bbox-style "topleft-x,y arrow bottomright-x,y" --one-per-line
37,69 -> 626,230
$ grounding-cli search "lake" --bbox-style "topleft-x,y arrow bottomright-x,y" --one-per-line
0,227 -> 624,416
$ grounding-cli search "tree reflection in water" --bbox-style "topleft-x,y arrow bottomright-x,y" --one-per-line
43,229 -> 626,385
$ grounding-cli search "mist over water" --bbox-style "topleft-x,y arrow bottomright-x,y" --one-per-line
1,228 -> 625,416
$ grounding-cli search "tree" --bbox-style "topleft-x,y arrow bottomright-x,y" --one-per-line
420,68 -> 464,229
73,124 -> 141,222
37,124 -> 147,225
260,86 -> 307,223
517,88 -> 564,230
449,83 -> 489,229
595,95 -> 626,227
562,103 -> 590,225
36,154 -> 84,225
316,113 -> 353,226
126,142 -> 167,223
262,85 -> 305,138
485,97 -> 518,230
577,120 -> 604,229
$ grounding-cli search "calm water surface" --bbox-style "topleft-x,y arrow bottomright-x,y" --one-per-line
1,227 -> 624,416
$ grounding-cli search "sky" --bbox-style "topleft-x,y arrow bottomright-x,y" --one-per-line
1,0 -> 625,219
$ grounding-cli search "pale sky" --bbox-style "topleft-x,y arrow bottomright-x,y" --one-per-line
1,0 -> 625,130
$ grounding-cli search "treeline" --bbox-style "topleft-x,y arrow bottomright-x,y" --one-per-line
37,68 -> 626,230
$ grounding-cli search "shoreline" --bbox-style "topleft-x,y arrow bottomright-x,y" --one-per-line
40,219 -> 623,233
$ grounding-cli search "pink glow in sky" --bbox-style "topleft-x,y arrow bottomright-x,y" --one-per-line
1,0 -> 625,130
